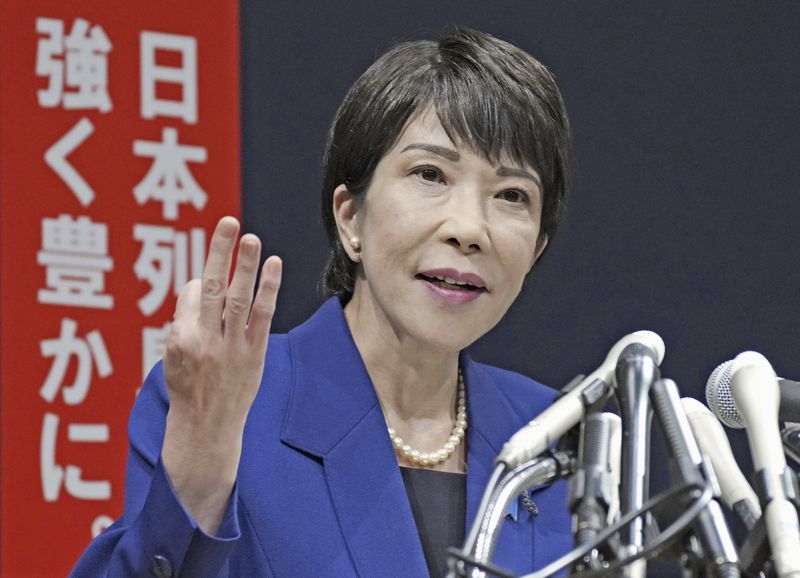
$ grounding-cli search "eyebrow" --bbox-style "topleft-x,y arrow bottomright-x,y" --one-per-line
401,143 -> 542,189
496,166 -> 542,190
401,143 -> 460,162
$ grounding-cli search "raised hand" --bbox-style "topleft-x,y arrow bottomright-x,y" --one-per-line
160,216 -> 282,534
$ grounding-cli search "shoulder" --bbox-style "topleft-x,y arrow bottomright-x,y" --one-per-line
473,362 -> 556,398
470,359 -> 558,403
468,358 -> 559,423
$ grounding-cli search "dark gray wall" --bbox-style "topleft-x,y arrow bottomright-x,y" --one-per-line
241,1 -> 800,574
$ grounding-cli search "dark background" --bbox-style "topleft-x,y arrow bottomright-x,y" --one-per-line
240,1 -> 800,575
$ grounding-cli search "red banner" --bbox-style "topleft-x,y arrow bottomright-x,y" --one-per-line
0,1 -> 240,575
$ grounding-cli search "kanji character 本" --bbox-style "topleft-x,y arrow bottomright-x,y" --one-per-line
37,214 -> 114,309
132,128 -> 208,220
35,17 -> 112,112
133,224 -> 206,315
39,318 -> 112,405
140,31 -> 197,124
40,413 -> 111,501
142,322 -> 171,380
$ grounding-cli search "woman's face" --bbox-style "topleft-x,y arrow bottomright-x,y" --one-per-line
338,107 -> 548,352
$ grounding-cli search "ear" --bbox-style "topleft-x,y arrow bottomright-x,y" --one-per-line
332,184 -> 361,261
530,234 -> 549,270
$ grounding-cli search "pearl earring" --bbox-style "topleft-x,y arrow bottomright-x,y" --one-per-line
349,237 -> 361,261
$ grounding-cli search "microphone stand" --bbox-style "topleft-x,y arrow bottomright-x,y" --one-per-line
448,372 -> 609,578
452,448 -> 575,578
739,464 -> 800,578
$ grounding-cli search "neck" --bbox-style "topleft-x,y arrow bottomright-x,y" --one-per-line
344,289 -> 460,421
344,288 -> 467,472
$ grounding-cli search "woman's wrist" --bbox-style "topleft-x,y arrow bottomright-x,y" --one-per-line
162,412 -> 244,534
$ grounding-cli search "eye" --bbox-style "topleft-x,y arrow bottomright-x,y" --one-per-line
497,189 -> 530,204
411,166 -> 445,184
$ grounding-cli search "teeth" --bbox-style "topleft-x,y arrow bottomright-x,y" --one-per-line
433,275 -> 469,287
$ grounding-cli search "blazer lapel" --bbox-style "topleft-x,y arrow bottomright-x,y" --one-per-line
280,299 -> 429,578
463,355 -> 535,574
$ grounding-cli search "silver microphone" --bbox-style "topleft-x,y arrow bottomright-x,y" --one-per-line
569,412 -> 620,554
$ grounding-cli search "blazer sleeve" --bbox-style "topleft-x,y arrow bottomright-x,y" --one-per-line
69,361 -> 241,578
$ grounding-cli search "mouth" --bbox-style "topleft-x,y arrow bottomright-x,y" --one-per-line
416,270 -> 487,293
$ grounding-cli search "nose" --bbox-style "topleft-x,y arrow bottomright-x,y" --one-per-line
439,190 -> 489,254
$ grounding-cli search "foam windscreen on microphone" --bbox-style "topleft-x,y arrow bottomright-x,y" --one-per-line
706,360 -> 746,429
617,341 -> 660,365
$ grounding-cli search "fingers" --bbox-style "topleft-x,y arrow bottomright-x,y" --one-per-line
174,279 -> 201,321
166,279 -> 200,370
199,217 -> 239,332
223,234 -> 262,333
246,256 -> 282,347
194,216 -> 279,345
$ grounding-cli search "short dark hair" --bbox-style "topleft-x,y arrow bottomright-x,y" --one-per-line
320,27 -> 571,302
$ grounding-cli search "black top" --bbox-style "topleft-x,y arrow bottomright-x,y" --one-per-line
401,467 -> 467,578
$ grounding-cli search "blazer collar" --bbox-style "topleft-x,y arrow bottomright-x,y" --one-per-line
280,298 -> 533,576
462,358 -> 536,573
279,298 -> 526,461
280,297 -> 380,457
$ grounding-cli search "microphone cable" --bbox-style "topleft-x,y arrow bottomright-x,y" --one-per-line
447,479 -> 712,578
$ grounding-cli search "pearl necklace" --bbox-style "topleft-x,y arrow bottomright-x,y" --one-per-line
387,368 -> 467,467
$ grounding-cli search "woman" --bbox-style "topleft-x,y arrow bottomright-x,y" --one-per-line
72,27 -> 571,578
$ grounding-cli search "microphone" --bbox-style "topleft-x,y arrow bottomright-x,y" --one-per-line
606,413 -> 622,525
650,379 -> 740,576
614,341 -> 660,576
776,379 -> 800,423
497,330 -> 664,468
682,397 -> 762,531
782,425 -> 800,466
707,351 -> 800,578
569,412 -> 620,559
708,363 -> 800,426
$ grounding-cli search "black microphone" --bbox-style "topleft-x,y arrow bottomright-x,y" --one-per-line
498,331 -> 664,468
650,378 -> 740,577
777,380 -> 800,423
614,342 -> 660,578
782,425 -> 800,466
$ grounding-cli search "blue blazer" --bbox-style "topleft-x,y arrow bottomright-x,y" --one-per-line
71,298 -> 571,577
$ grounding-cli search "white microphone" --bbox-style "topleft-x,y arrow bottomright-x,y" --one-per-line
708,351 -> 800,578
497,330 -> 664,468
682,397 -> 762,531
708,370 -> 800,426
